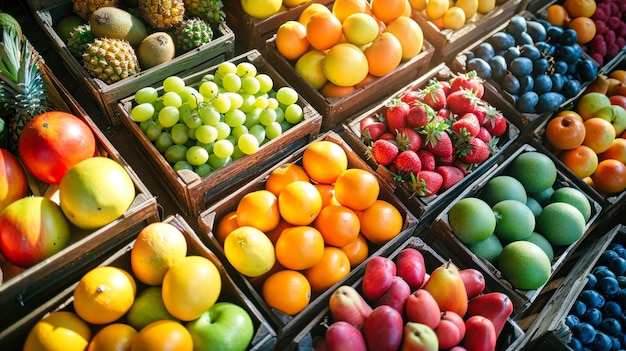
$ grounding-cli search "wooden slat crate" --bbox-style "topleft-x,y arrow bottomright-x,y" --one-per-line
424,144 -> 605,315
284,236 -> 526,351
0,59 -> 160,329
117,50 -> 322,217
196,131 -> 419,341
264,34 -> 436,132
340,63 -> 522,223
34,0 -> 235,125
0,214 -> 277,351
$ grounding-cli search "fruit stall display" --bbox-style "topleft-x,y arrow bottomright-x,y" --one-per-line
0,215 -> 277,351
117,50 -> 323,216
33,0 -> 236,124
0,31 -> 160,330
196,131 -> 419,339
341,63 -> 523,222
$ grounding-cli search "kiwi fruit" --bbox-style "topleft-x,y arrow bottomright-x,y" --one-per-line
89,7 -> 147,47
137,32 -> 176,69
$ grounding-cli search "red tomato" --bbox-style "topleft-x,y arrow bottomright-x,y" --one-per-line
18,111 -> 97,184
0,148 -> 28,212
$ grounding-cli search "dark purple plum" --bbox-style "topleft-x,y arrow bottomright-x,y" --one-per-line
601,301 -> 622,319
599,318 -> 622,336
607,257 -> 626,275
516,91 -> 539,113
533,74 -> 553,95
509,57 -> 533,77
489,55 -> 507,81
571,322 -> 597,344
487,32 -> 515,52
505,15 -> 527,37
581,308 -> 603,327
591,331 -> 612,351
467,58 -> 491,79
501,73 -> 520,95
535,92 -> 565,113
525,20 -> 547,42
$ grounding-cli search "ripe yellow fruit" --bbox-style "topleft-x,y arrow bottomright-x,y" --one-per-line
87,323 -> 138,351
295,50 -> 328,91
455,0 -> 478,20
342,13 -> 380,46
24,311 -> 91,351
322,43 -> 369,87
425,0 -> 449,20
442,6 -> 466,30
284,0 -> 312,7
224,226 -> 276,277
241,0 -> 283,19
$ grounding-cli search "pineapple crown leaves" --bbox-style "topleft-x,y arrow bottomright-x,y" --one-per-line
419,119 -> 448,148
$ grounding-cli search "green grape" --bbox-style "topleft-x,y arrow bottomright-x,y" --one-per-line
239,93 -> 257,113
155,131 -> 173,153
186,145 -> 210,166
131,103 -> 155,122
182,111 -> 202,129
284,103 -> 304,124
222,72 -> 242,92
170,123 -> 190,145
226,134 -> 237,145
254,96 -> 268,109
195,125 -> 218,144
145,121 -> 163,141
180,86 -> 197,103
231,145 -> 245,160
165,144 -> 188,164
236,62 -> 257,77
259,108 -> 277,126
163,76 -> 186,93
199,74 -> 214,85
249,124 -> 266,144
275,106 -> 285,123
198,105 -> 221,125
139,119 -> 153,133
187,91 -> 204,110
195,163 -> 213,177
213,139 -> 234,158
256,73 -> 273,93
238,133 -> 259,155
162,91 -> 183,107
224,109 -> 246,127
216,61 -> 237,76
208,153 -> 231,170
199,81 -> 219,99
223,92 -> 244,111
241,76 -> 261,95
173,160 -> 193,171
231,124 -> 248,139
215,121 -> 231,140
211,94 -> 231,114
244,108 -> 262,129
267,97 -> 279,110
276,87 -> 298,105
265,121 -> 282,140
158,105 -> 180,128
187,126 -> 196,140
280,120 -> 294,134
135,87 -> 158,104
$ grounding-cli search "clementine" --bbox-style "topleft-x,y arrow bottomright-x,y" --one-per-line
583,118 -> 616,154
559,145 -> 599,179
358,199 -> 404,244
262,270 -> 311,315
591,159 -> 626,194
313,205 -> 361,247
305,246 -> 351,291
302,140 -> 348,184
278,181 -> 323,225
306,12 -> 343,51
275,225 -> 325,270
275,21 -> 310,61
334,168 -> 380,211
340,233 -> 369,268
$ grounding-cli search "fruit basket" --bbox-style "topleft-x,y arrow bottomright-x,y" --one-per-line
285,236 -> 526,351
223,0 -> 333,54
425,144 -> 604,315
196,130 -> 419,340
34,0 -> 235,125
116,49 -> 323,217
264,30 -> 435,132
0,60 -> 160,329
0,214 -> 277,351
341,63 -> 522,223
410,0 -> 522,64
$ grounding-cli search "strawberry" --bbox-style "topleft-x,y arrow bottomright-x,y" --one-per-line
395,127 -> 422,152
436,107 -> 452,121
446,89 -> 480,115
436,152 -> 456,166
453,159 -> 471,175
438,79 -> 451,95
452,112 -> 481,137
394,150 -> 422,175
407,171 -> 443,197
370,139 -> 399,165
470,104 -> 488,124
458,137 -> 491,164
385,98 -> 410,132
449,70 -> 485,98
400,90 -> 421,105
407,102 -> 434,128
421,78 -> 447,110
360,115 -> 387,144
476,126 -> 493,143
436,165 -> 465,191
379,132 -> 395,141
417,149 -> 436,171
482,111 -> 507,137
421,120 -> 453,157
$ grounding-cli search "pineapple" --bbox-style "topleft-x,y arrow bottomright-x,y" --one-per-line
183,0 -> 225,24
83,38 -> 140,84
67,24 -> 95,58
72,0 -> 120,20
173,18 -> 213,54
138,0 -> 185,30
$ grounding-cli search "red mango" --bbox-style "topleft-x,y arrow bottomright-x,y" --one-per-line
459,268 -> 486,299
462,316 -> 496,351
362,256 -> 396,301
363,305 -> 404,351
396,248 -> 427,291
466,292 -> 513,338
325,321 -> 367,351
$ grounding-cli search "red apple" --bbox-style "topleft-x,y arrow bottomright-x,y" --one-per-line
364,305 -> 404,351
0,148 -> 28,212
325,321 -> 367,351
362,256 -> 396,301
396,248 -> 427,291
610,95 -> 626,111
373,276 -> 411,314
405,289 -> 441,329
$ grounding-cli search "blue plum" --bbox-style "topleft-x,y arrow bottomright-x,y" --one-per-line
516,91 -> 539,113
535,92 -> 565,113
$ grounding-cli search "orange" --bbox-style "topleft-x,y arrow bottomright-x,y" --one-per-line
546,4 -> 569,27
384,16 -> 424,60
215,210 -> 239,245
266,218 -> 293,244
340,233 -> 369,268
364,32 -> 403,77
275,225 -> 325,270
568,16 -> 596,44
302,140 -> 349,184
73,266 -> 136,325
314,183 -> 340,207
262,269 -> 311,315
371,0 -> 407,24
276,21 -> 310,61
313,205 -> 361,247
236,189 -> 280,232
88,323 -> 138,351
556,109 -> 584,121
305,246 -> 351,292
130,320 -> 193,351
358,199 -> 404,244
334,168 -> 380,211
583,118 -> 616,154
563,0 -> 596,18
609,70 -> 626,84
559,145 -> 599,179
299,3 -> 331,26
355,74 -> 377,89
278,181 -> 323,225
265,163 -> 310,197
591,159 -> 626,194
545,115 -> 586,150
24,311 -> 91,351
332,0 -> 369,22
601,138 -> 626,164
306,11 -> 343,51
320,82 -> 357,97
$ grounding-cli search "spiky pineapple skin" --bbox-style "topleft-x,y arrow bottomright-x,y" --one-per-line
138,0 -> 185,29
183,0 -> 225,24
67,24 -> 95,57
72,0 -> 120,20
173,17 -> 213,54
83,38 -> 140,84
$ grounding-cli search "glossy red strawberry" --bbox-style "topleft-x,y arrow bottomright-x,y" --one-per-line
452,112 -> 481,137
395,127 -> 422,152
421,79 -> 447,110
436,165 -> 465,191
408,171 -> 443,196
417,150 -> 436,171
385,98 -> 410,132
360,115 -> 387,144
406,102 -> 434,128
370,139 -> 399,165
476,127 -> 492,143
394,150 -> 422,175
400,89 -> 421,105
446,89 -> 480,115
450,70 -> 485,98
482,112 -> 507,137
421,121 -> 453,157
459,137 -> 490,164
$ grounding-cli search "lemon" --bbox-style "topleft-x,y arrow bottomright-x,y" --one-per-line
322,43 -> 369,87
59,157 -> 135,230
295,50 -> 328,90
24,311 -> 91,351
442,6 -> 466,30
224,226 -> 276,277
241,0 -> 283,19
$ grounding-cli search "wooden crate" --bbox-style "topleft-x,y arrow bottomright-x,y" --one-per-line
34,0 -> 235,125
425,144 -> 605,315
412,0 -> 521,64
117,50 -> 322,217
0,60 -> 160,329
196,131 -> 419,340
0,214 -> 277,351
284,236 -> 526,351
264,34 -> 436,132
223,0 -> 333,54
341,63 -> 522,223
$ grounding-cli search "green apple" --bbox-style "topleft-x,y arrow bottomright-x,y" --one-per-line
185,302 -> 254,351
577,92 -> 611,120
592,104 -> 626,135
